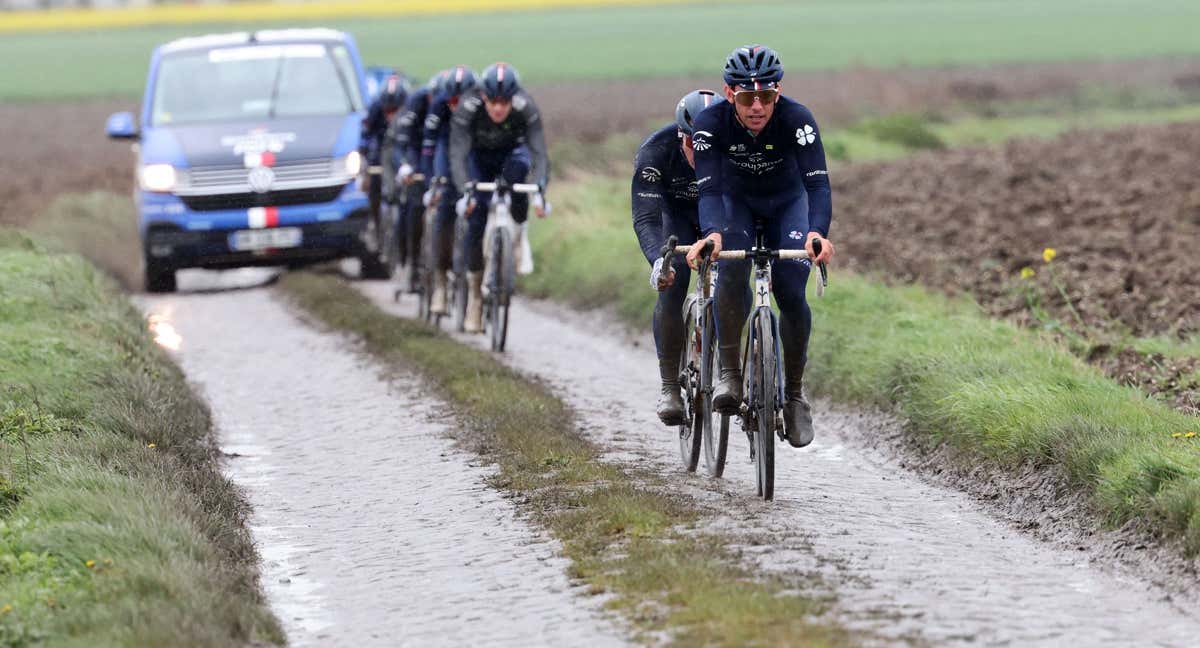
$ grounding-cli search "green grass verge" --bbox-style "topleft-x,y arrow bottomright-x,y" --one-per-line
277,272 -> 855,646
0,230 -> 281,646
523,176 -> 1200,554
5,0 -> 1200,101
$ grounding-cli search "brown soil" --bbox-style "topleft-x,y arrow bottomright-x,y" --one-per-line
836,123 -> 1200,412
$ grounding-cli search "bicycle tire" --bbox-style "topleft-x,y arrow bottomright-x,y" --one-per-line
417,205 -> 438,324
754,310 -> 776,501
452,214 -> 470,333
488,228 -> 510,352
678,299 -> 702,472
700,301 -> 728,477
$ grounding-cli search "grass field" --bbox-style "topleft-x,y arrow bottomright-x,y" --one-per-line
0,231 -> 281,646
3,0 -> 1200,101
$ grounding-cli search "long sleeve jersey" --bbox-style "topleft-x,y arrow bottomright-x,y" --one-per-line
419,92 -> 458,179
631,124 -> 699,264
449,91 -> 549,193
358,96 -> 402,166
384,86 -> 433,172
691,96 -> 832,237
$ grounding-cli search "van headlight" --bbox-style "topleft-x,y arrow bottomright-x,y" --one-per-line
138,164 -> 177,192
342,151 -> 363,176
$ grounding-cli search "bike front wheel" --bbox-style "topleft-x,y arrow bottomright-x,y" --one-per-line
752,310 -> 776,500
489,227 -> 514,352
678,298 -> 703,472
700,302 -> 728,477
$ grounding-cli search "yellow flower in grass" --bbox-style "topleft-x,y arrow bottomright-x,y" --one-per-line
1043,247 -> 1057,263
85,560 -> 95,569
1173,433 -> 1183,438
1187,432 -> 1197,439
147,443 -> 156,449
1,604 -> 12,614
1020,267 -> 1036,280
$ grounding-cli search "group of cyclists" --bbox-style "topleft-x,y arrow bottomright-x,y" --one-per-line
359,62 -> 549,333
359,44 -> 835,450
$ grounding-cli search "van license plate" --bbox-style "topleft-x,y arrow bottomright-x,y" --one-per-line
229,227 -> 302,251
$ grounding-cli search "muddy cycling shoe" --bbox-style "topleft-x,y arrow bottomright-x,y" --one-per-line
656,384 -> 686,426
712,370 -> 743,415
430,273 -> 448,315
783,394 -> 814,448
465,271 -> 484,333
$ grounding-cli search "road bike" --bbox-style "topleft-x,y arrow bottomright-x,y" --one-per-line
469,181 -> 541,352
674,224 -> 826,500
659,235 -> 730,475
391,172 -> 427,302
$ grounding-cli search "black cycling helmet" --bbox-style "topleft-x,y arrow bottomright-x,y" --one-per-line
427,69 -> 448,91
674,89 -> 718,136
440,65 -> 478,98
378,74 -> 406,110
481,62 -> 521,99
723,44 -> 784,87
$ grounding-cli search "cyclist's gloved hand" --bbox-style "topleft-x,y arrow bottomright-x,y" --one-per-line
687,233 -> 722,270
805,232 -> 835,264
531,192 -> 551,218
422,188 -> 436,208
396,163 -> 414,185
456,193 -> 475,217
650,257 -> 676,291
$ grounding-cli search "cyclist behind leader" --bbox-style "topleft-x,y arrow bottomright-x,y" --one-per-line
359,73 -> 409,234
449,62 -> 550,334
384,69 -> 449,281
631,89 -> 720,426
684,45 -> 835,448
421,65 -> 478,316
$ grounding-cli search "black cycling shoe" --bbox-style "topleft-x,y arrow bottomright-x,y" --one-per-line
713,370 -> 743,415
657,384 -> 685,426
783,394 -> 814,448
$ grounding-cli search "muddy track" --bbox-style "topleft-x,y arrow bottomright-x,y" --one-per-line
358,280 -> 1198,647
137,270 -> 627,647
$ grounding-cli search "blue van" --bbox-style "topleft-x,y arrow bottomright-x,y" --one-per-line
107,28 -> 389,292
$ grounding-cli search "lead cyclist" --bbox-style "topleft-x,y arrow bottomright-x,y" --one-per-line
685,45 -> 836,448
632,90 -> 719,426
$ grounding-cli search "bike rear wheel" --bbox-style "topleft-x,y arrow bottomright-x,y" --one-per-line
752,310 -> 776,500
700,302 -> 728,478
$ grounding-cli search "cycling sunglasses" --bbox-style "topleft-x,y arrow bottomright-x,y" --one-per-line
733,87 -> 780,107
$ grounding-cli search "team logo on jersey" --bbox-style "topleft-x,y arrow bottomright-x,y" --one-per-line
796,124 -> 816,145
693,130 -> 713,151
728,143 -> 745,153
640,166 -> 662,183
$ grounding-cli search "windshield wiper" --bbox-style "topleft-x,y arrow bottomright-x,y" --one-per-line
267,57 -> 286,119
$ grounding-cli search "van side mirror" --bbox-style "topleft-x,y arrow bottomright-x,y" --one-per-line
106,112 -> 138,140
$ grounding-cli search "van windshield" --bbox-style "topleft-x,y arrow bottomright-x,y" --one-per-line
151,43 -> 363,126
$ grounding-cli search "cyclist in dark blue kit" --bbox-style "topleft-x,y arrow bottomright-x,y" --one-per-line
686,45 -> 836,448
359,74 -> 408,241
383,70 -> 447,284
421,65 -> 478,316
631,89 -> 718,426
449,62 -> 549,333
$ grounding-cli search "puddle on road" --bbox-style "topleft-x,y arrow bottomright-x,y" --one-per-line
139,273 -> 627,647
358,280 -> 1200,648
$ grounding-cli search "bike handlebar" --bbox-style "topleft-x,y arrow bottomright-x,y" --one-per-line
671,245 -> 810,260
473,182 -> 540,194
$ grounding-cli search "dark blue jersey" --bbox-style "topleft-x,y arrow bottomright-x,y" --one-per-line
631,124 -> 699,264
449,91 -> 549,193
692,96 -> 831,237
359,98 -> 401,166
386,86 -> 433,170
420,91 -> 465,179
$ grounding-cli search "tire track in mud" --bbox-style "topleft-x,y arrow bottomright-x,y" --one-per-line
358,280 -> 1199,647
137,270 -> 628,648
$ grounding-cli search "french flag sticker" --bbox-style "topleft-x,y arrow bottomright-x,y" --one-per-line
247,207 -> 279,229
